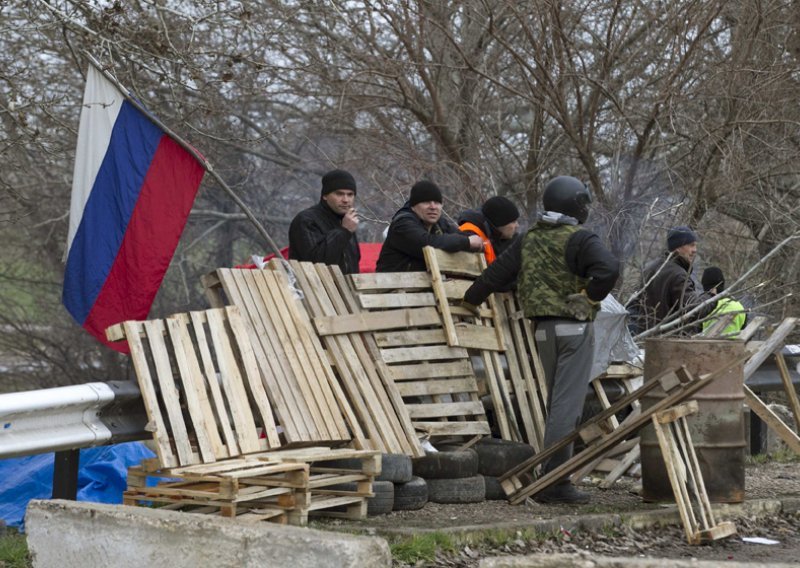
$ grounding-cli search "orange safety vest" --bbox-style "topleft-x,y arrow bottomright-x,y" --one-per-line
459,222 -> 496,264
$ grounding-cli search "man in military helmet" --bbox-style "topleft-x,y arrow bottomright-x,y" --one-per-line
462,176 -> 619,504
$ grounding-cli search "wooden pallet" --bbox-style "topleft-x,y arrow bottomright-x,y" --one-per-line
107,307 -> 280,469
499,360 -> 747,505
125,447 -> 378,525
350,266 -> 492,440
652,401 -> 737,544
275,260 -> 424,457
202,268 -> 352,446
423,247 -> 548,450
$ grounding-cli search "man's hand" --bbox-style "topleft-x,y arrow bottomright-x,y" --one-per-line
342,208 -> 359,233
468,234 -> 484,251
565,290 -> 598,321
459,299 -> 481,317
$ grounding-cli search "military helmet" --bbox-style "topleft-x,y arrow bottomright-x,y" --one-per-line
542,176 -> 592,223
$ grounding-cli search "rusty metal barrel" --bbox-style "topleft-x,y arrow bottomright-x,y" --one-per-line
641,338 -> 746,503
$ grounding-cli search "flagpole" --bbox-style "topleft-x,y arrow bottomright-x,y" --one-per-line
82,51 -> 284,258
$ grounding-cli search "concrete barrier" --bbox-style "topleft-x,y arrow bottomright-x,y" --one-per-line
26,500 -> 391,568
480,553 -> 798,568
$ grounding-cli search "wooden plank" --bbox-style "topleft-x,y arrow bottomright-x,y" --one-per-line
166,315 -> 225,463
217,269 -> 308,441
313,307 -> 441,336
776,352 -> 800,430
395,378 -> 479,397
405,401 -> 486,419
743,318 -> 797,378
427,249 -> 484,277
381,345 -> 469,364
744,386 -> 800,453
441,279 -> 473,299
188,311 -> 240,457
144,319 -> 196,466
738,315 -> 766,342
413,421 -> 492,436
122,321 -> 177,468
454,324 -> 503,351
349,271 -> 431,290
225,306 -> 282,448
205,308 -> 262,454
599,444 -> 641,489
655,400 -> 699,424
374,329 -> 447,347
653,417 -> 698,542
357,292 -> 436,309
423,246 -> 459,346
389,360 -> 474,381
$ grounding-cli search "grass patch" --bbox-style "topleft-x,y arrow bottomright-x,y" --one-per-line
0,530 -> 31,568
390,532 -> 456,564
746,450 -> 800,465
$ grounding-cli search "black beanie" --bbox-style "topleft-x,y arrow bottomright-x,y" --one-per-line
667,226 -> 698,251
409,180 -> 443,205
321,169 -> 357,196
701,266 -> 725,293
482,196 -> 519,228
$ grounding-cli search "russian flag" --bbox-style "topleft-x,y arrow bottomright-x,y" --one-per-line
63,66 -> 205,352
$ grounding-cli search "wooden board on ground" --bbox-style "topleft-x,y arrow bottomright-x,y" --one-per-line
106,307 -> 281,470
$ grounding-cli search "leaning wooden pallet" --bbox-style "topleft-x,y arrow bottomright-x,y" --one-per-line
651,401 -> 737,544
106,307 -> 281,469
203,268 -> 353,446
499,360 -> 746,505
275,260 -> 424,457
423,247 -> 549,450
350,269 -> 492,440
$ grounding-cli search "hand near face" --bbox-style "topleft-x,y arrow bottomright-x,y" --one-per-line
342,208 -> 359,233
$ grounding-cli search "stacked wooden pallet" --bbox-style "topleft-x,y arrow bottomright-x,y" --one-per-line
124,447 -> 379,525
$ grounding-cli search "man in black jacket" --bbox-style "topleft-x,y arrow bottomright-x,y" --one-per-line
376,180 -> 483,272
639,226 -> 712,332
463,176 -> 619,504
288,169 -> 361,274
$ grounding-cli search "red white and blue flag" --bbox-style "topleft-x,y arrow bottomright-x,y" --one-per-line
63,65 -> 205,352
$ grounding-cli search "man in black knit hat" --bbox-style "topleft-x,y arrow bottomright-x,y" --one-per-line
458,195 -> 521,264
639,226 -> 713,332
376,180 -> 483,272
289,169 -> 361,274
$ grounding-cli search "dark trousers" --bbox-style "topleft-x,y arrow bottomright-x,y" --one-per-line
534,318 -> 595,481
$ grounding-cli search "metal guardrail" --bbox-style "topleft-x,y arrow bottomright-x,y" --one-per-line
0,381 -> 148,460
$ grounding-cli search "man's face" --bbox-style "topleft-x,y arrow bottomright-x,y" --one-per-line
411,200 -> 443,226
674,241 -> 697,264
322,189 -> 355,215
495,220 -> 519,240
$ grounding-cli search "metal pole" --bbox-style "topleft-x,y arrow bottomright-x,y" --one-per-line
82,51 -> 284,258
52,449 -> 80,500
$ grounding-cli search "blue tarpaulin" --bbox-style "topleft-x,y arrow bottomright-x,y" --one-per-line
0,441 -> 154,529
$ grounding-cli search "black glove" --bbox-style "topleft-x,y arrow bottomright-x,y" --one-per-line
459,299 -> 481,317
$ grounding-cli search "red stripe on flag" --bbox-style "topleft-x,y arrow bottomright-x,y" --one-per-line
84,136 -> 204,351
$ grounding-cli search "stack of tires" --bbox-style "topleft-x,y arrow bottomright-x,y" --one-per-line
412,447 -> 485,504
327,453 -> 426,515
473,438 -> 536,500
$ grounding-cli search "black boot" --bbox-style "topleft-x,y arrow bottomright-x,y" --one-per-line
534,483 -> 589,504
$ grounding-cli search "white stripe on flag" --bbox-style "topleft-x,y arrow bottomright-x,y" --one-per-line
65,66 -> 124,254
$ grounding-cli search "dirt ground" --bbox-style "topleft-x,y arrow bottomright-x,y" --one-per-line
316,460 -> 800,567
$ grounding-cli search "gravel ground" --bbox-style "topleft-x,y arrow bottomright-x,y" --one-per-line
316,460 -> 800,566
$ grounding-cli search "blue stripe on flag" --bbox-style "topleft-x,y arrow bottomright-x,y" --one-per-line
63,101 -> 163,324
